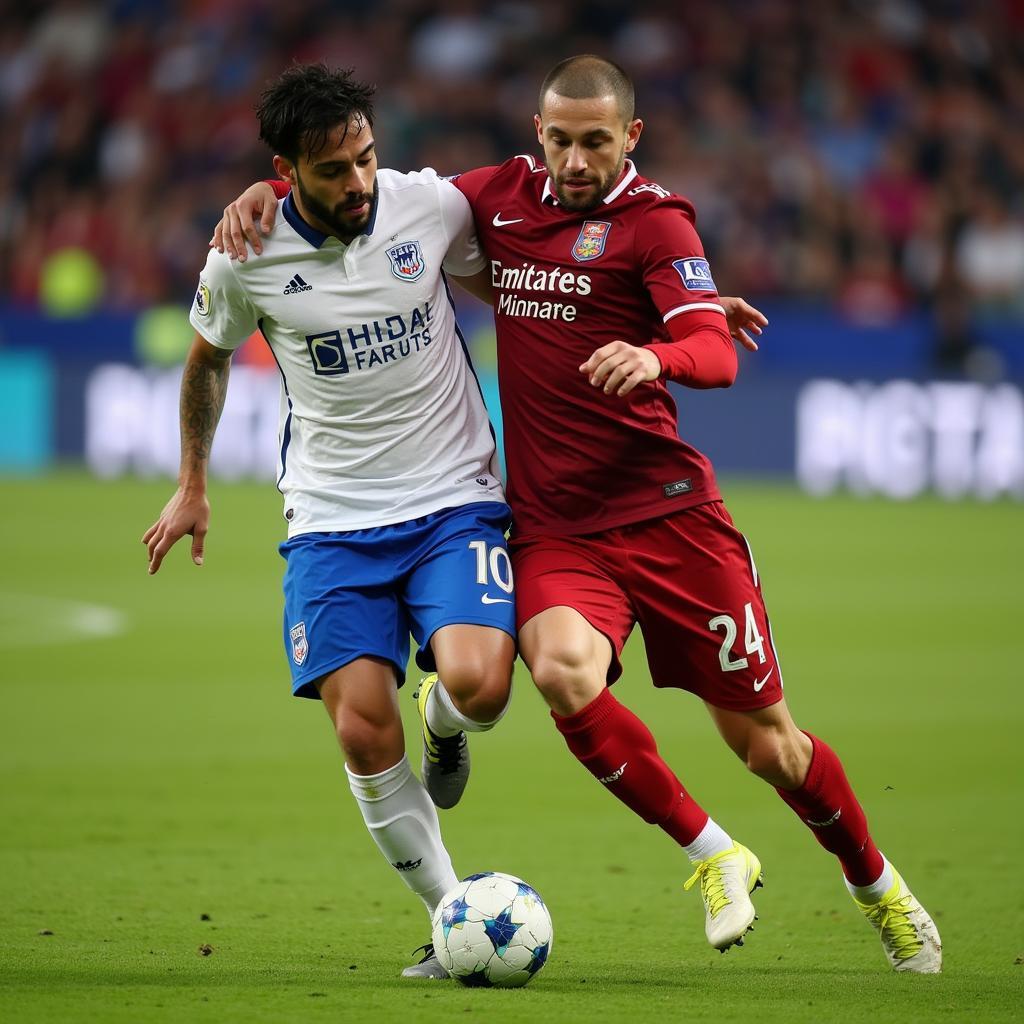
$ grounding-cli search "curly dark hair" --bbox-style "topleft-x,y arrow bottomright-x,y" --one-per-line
256,63 -> 376,161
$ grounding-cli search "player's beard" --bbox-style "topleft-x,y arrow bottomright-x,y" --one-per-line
550,149 -> 626,212
294,171 -> 375,241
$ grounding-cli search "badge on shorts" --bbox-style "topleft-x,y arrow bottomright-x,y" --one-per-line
194,282 -> 211,317
289,621 -> 308,666
386,241 -> 425,281
572,220 -> 611,262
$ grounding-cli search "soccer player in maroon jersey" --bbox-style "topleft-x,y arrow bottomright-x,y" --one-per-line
212,57 -> 940,975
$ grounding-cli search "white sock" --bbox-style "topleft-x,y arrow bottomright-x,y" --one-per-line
684,818 -> 735,862
425,676 -> 510,738
845,856 -> 895,904
346,756 -> 459,918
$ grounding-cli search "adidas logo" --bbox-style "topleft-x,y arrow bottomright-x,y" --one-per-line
283,274 -> 313,295
392,858 -> 423,872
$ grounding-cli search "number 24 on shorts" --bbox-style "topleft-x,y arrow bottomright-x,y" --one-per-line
708,602 -> 766,672
468,540 -> 515,595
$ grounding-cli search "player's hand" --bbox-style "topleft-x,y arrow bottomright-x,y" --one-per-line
720,296 -> 767,351
142,488 -> 210,575
209,182 -> 279,262
580,340 -> 661,398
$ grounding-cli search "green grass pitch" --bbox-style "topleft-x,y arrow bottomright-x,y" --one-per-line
1,473 -> 1021,1022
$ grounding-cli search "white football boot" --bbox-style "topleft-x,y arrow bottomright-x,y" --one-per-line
854,870 -> 942,973
401,943 -> 450,979
684,842 -> 763,951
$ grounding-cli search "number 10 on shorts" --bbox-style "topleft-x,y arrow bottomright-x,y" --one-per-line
468,540 -> 514,594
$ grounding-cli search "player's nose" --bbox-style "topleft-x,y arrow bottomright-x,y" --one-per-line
566,144 -> 587,172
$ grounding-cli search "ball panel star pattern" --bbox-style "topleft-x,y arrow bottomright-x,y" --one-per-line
483,906 -> 522,955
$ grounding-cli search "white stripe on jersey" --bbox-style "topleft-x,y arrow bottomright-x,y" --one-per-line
662,301 -> 727,322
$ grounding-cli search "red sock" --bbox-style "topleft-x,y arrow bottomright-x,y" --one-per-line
552,688 -> 709,847
775,733 -> 884,886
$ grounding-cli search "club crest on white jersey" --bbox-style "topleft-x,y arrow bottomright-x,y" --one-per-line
387,240 -> 425,281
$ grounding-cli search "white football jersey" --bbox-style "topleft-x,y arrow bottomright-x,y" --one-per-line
189,168 -> 504,536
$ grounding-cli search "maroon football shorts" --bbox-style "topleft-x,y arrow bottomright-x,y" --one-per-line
510,501 -> 784,711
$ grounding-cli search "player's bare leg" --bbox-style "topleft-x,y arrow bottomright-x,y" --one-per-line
318,657 -> 457,979
522,606 -> 759,951
415,624 -> 515,809
707,698 -> 941,972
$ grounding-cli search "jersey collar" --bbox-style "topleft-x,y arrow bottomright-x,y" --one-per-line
282,183 -> 380,249
541,160 -> 639,208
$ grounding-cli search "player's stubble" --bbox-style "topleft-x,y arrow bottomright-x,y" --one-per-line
292,166 -> 375,241
546,149 -> 626,212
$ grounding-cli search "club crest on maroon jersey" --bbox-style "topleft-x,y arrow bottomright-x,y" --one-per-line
386,240 -> 425,282
572,220 -> 612,262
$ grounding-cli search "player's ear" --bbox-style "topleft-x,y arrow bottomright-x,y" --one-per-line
272,154 -> 296,185
534,114 -> 544,145
624,119 -> 643,153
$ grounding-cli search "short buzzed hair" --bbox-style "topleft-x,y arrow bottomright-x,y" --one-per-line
539,55 -> 635,123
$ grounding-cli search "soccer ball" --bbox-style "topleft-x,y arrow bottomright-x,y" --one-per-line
431,872 -> 553,987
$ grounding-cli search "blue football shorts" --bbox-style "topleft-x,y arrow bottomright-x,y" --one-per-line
279,501 -> 515,698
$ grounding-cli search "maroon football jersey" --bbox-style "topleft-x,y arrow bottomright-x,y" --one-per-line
455,156 -> 731,538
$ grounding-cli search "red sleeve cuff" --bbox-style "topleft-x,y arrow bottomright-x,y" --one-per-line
267,179 -> 290,199
647,323 -> 737,389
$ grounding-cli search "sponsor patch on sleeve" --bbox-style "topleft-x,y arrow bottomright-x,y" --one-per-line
672,257 -> 716,292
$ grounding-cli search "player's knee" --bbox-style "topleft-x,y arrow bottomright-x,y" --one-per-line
335,710 -> 399,774
744,731 -> 806,788
443,663 -> 511,724
529,647 -> 599,712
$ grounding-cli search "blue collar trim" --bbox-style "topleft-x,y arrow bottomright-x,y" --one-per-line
282,183 -> 379,247
282,192 -> 328,249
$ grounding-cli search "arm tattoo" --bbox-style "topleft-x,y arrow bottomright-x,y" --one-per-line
179,356 -> 230,478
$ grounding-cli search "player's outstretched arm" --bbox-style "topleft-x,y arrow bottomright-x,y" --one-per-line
720,296 -> 767,352
142,336 -> 233,575
210,182 -> 279,262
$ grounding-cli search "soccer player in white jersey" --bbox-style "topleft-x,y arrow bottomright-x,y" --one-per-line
142,64 -> 517,980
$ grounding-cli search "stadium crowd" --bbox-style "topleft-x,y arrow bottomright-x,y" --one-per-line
1,0 -> 1022,346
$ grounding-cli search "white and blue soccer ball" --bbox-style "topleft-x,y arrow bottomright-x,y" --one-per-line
431,872 -> 553,987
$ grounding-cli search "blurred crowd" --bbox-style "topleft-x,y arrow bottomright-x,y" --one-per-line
1,0 -> 1023,356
